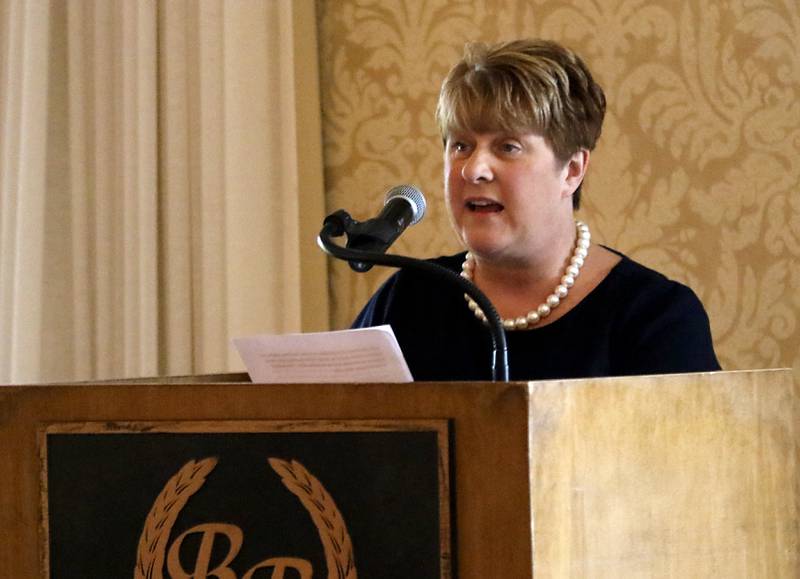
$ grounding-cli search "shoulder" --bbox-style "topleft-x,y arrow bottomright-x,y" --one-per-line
603,248 -> 698,304
600,247 -> 720,373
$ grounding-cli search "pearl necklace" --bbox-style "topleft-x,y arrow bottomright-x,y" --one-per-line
460,220 -> 591,331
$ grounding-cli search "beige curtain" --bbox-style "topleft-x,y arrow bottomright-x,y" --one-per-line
0,0 -> 328,383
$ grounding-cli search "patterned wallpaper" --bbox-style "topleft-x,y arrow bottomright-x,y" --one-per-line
317,0 -> 800,376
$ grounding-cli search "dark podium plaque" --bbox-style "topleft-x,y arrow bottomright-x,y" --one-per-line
41,420 -> 451,578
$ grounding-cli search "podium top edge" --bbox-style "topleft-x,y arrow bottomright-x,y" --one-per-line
0,368 -> 791,388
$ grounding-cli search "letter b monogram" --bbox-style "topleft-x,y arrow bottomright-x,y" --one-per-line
166,523 -> 242,579
165,523 -> 312,579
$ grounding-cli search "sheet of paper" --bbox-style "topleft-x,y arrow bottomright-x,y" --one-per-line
232,325 -> 413,383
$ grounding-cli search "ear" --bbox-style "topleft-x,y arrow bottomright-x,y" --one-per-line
562,149 -> 590,198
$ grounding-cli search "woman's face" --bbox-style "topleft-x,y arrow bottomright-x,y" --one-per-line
443,129 -> 585,266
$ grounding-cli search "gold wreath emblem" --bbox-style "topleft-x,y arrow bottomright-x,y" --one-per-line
134,457 -> 357,579
268,458 -> 357,579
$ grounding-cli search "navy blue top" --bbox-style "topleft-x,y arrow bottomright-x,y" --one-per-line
352,250 -> 721,381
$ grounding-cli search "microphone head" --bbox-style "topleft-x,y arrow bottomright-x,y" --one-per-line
384,184 -> 426,226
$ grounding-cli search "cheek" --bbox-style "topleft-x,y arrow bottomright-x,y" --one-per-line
443,177 -> 462,224
443,158 -> 455,182
443,186 -> 457,219
443,163 -> 458,198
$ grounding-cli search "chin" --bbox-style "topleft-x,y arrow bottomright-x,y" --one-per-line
462,229 -> 504,253
463,242 -> 506,262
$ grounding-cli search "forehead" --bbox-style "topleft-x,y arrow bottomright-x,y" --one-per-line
445,128 -> 544,142
444,127 -> 549,146
439,72 -> 547,130
440,100 -> 542,141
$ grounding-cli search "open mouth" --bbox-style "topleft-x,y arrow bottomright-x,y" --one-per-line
466,199 -> 504,213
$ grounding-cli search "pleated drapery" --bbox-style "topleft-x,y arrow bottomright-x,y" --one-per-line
0,0 -> 328,383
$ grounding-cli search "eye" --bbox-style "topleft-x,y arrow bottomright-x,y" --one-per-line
499,141 -> 522,154
448,140 -> 470,154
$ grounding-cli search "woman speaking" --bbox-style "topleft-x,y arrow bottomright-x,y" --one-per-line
353,39 -> 720,381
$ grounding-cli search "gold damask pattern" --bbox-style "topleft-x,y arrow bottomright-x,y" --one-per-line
317,0 -> 800,377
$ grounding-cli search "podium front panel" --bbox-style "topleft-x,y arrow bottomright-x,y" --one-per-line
0,380 -> 534,578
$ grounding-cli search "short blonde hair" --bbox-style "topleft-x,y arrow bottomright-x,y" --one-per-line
436,39 -> 606,207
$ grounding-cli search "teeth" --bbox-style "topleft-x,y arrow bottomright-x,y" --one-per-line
468,199 -> 497,207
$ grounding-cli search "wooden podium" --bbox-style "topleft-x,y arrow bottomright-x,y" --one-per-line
0,369 -> 797,577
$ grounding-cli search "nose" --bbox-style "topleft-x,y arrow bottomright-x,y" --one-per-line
461,148 -> 493,183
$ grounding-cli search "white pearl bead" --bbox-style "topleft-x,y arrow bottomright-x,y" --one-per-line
460,220 -> 590,331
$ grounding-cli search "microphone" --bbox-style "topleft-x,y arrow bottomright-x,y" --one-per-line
343,185 -> 426,271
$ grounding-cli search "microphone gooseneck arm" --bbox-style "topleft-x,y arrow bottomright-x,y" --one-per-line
318,213 -> 509,382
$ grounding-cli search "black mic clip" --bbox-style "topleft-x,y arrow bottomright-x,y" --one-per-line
320,210 -> 380,272
322,200 -> 415,272
346,220 -> 405,273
